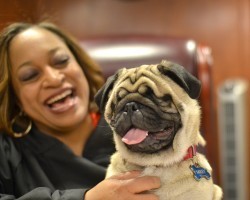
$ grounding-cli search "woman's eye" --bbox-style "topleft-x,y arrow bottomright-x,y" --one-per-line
19,70 -> 39,82
53,56 -> 70,66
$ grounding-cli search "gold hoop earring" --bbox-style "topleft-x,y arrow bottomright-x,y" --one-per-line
11,112 -> 32,138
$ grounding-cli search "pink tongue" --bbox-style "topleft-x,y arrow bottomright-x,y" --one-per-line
122,128 -> 148,145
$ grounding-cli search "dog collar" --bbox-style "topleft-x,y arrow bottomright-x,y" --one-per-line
183,145 -> 197,160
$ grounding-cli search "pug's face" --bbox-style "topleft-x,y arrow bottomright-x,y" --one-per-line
95,61 -> 202,164
106,75 -> 182,154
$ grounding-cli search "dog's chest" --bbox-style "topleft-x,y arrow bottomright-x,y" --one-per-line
142,163 -> 191,183
141,162 -> 215,200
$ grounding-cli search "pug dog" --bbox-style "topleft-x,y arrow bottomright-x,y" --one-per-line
95,60 -> 223,200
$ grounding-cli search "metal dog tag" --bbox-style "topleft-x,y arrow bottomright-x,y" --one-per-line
190,164 -> 211,181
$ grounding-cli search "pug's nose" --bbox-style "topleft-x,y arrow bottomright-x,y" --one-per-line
124,102 -> 139,113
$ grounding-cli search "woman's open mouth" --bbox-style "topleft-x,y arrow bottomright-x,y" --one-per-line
45,89 -> 76,112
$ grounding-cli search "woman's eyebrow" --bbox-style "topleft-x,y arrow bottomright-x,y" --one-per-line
48,47 -> 62,55
18,61 -> 32,70
17,47 -> 61,70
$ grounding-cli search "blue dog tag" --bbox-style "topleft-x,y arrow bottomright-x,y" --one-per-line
190,164 -> 211,181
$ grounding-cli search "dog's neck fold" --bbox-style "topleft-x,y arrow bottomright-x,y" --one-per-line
121,145 -> 198,169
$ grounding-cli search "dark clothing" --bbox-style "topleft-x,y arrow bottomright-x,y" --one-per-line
0,117 -> 115,200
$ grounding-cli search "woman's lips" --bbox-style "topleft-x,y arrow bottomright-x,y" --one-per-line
45,89 -> 77,113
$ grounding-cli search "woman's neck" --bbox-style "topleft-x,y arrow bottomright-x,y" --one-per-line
58,118 -> 94,156
36,114 -> 94,156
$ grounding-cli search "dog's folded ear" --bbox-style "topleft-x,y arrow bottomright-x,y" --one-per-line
94,70 -> 121,113
157,60 -> 201,99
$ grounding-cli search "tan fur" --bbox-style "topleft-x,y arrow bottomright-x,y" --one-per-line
102,63 -> 223,199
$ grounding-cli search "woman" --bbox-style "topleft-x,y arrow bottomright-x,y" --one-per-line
0,22 -> 160,200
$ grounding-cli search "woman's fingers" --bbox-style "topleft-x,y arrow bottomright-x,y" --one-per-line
125,175 -> 161,194
85,171 -> 161,200
109,171 -> 161,193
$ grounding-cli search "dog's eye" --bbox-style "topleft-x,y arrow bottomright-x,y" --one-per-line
111,102 -> 116,111
145,87 -> 154,96
116,95 -> 122,102
162,94 -> 172,102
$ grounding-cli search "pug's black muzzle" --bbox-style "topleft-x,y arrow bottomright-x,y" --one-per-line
110,101 -> 182,154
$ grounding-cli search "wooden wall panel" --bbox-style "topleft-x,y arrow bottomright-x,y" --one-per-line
0,0 -> 38,29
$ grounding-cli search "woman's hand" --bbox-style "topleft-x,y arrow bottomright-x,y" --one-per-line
85,171 -> 160,200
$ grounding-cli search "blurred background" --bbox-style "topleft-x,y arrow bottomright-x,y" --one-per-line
1,0 -> 249,199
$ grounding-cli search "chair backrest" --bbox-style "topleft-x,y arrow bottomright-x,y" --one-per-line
81,35 -> 200,77
80,35 -> 218,180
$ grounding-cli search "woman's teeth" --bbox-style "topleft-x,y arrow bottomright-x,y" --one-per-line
47,90 -> 72,105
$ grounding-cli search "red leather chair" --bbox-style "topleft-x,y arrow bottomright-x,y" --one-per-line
80,35 -> 219,183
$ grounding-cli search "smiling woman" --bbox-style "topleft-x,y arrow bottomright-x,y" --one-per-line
0,22 -> 161,200
9,27 -> 91,136
0,23 -> 104,137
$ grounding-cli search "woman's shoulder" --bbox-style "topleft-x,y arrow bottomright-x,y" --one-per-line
0,132 -> 22,167
0,132 -> 13,151
84,115 -> 116,167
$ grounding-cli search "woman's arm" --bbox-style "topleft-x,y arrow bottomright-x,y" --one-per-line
85,171 -> 160,200
1,172 -> 160,200
0,134 -> 87,200
0,187 -> 86,200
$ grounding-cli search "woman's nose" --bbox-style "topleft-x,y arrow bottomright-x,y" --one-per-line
42,66 -> 65,87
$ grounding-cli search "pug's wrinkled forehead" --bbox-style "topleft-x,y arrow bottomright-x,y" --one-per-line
113,65 -> 167,96
95,60 -> 201,114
